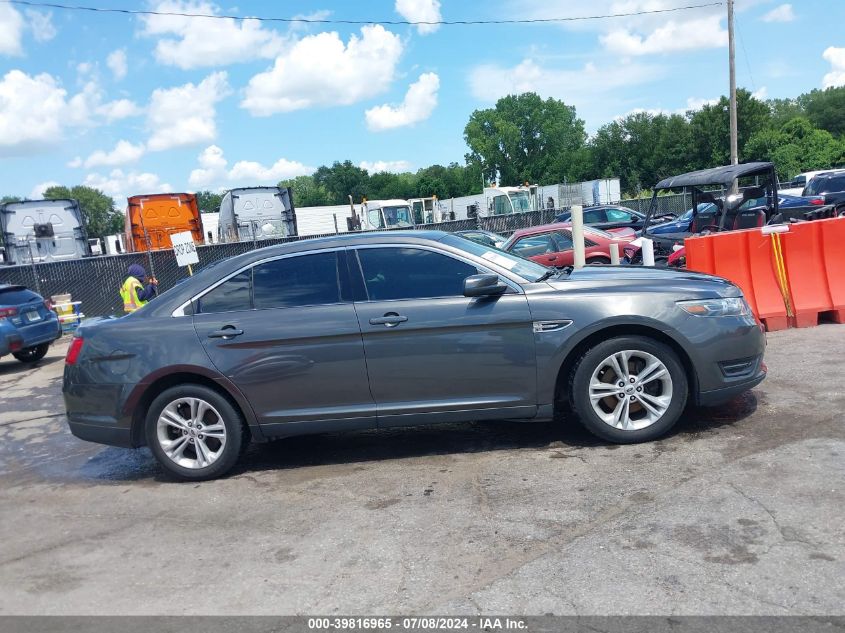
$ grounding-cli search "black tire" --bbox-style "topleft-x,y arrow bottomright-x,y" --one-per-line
569,336 -> 688,443
145,384 -> 246,481
13,343 -> 49,364
587,256 -> 611,265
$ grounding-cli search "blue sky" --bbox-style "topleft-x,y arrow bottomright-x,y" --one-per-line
1,0 -> 844,203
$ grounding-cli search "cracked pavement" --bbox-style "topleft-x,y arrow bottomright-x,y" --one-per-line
0,326 -> 843,615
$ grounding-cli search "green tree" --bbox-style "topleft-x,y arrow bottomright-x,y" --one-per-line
195,190 -> 223,213
744,117 -> 845,181
313,160 -> 371,205
590,112 -> 694,195
277,175 -> 332,207
464,93 -> 587,186
43,185 -> 124,239
688,88 -> 772,166
803,86 -> 845,137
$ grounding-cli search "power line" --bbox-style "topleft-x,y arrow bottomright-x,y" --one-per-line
2,0 -> 724,26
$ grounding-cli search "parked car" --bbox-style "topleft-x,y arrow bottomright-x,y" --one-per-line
803,172 -> 845,213
0,284 -> 61,363
503,222 -> 636,267
64,231 -> 766,480
454,229 -> 507,249
780,168 -> 845,196
554,205 -> 668,231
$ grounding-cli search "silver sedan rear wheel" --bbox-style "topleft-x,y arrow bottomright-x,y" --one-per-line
156,397 -> 227,469
588,349 -> 673,431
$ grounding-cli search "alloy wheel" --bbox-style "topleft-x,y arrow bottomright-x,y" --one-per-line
156,397 -> 227,469
587,349 -> 673,431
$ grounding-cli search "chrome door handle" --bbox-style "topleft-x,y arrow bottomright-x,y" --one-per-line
208,327 -> 244,339
369,314 -> 408,327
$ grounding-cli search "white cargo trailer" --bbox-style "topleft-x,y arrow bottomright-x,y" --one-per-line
0,199 -> 89,264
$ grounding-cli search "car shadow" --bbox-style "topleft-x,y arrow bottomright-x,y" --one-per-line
228,391 -> 760,478
0,355 -> 63,375
74,391 -> 759,483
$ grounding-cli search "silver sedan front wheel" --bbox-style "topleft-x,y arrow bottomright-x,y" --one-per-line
156,397 -> 228,469
588,349 -> 674,431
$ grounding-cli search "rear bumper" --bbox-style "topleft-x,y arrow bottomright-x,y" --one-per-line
1,318 -> 62,355
67,415 -> 134,448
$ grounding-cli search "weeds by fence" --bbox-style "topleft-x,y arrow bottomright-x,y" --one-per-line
0,195 -> 686,318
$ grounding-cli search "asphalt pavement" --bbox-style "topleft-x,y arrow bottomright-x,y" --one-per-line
0,326 -> 843,615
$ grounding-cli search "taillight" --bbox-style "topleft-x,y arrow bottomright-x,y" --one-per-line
66,337 -> 84,365
809,198 -> 824,206
0,307 -> 18,320
44,299 -> 53,311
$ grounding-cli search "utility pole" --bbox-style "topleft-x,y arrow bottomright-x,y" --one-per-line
728,0 -> 738,166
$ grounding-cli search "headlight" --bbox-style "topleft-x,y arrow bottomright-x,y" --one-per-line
677,297 -> 750,317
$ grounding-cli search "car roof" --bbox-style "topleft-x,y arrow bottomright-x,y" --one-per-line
654,162 -> 774,190
507,222 -> 603,239
0,284 -> 26,292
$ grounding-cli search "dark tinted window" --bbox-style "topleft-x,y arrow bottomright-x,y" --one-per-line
0,287 -> 40,306
583,209 -> 606,223
199,270 -> 251,313
805,175 -> 845,196
357,248 -> 478,301
253,252 -> 340,309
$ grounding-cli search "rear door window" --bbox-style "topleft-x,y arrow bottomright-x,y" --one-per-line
252,253 -> 341,310
583,209 -> 607,223
198,271 -> 252,314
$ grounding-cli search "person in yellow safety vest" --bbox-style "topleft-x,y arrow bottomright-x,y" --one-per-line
120,264 -> 159,314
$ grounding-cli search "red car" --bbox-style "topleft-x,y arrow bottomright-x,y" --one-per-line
502,222 -> 636,267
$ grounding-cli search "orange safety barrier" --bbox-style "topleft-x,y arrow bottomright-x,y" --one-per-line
685,228 -> 790,331
780,217 -> 845,326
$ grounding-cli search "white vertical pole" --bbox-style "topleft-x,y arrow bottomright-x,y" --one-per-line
641,238 -> 656,266
609,242 -> 620,265
571,204 -> 586,269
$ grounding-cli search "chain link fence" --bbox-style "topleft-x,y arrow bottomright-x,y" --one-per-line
617,193 -> 692,216
0,200 -> 665,319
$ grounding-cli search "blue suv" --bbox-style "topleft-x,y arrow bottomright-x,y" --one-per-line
0,284 -> 61,363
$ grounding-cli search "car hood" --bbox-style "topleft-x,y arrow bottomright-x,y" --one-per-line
544,265 -> 741,298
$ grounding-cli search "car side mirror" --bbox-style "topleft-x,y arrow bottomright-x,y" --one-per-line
464,274 -> 508,297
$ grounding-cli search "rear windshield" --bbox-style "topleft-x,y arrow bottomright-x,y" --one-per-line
0,286 -> 40,306
805,175 -> 845,196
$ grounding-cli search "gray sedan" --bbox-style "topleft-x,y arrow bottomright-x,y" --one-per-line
63,231 -> 766,480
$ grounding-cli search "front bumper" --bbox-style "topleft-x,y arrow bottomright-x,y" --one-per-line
697,363 -> 767,406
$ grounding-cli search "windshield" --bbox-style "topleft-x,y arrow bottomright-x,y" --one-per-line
443,234 -> 550,282
508,191 -> 531,213
382,206 -> 414,227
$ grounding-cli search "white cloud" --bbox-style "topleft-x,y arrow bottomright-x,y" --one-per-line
395,0 -> 442,35
147,72 -> 230,151
365,73 -> 439,131
241,25 -> 403,116
141,0 -> 287,69
469,59 -> 665,127
761,4 -> 795,23
25,10 -> 57,42
751,86 -> 768,100
822,47 -> 845,88
359,160 -> 412,173
77,140 -> 146,169
107,49 -> 128,80
29,181 -> 60,200
0,70 -> 71,154
601,14 -> 726,56
189,145 -> 314,189
98,98 -> 143,122
685,96 -> 719,111
0,5 -> 25,56
83,169 -> 173,202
